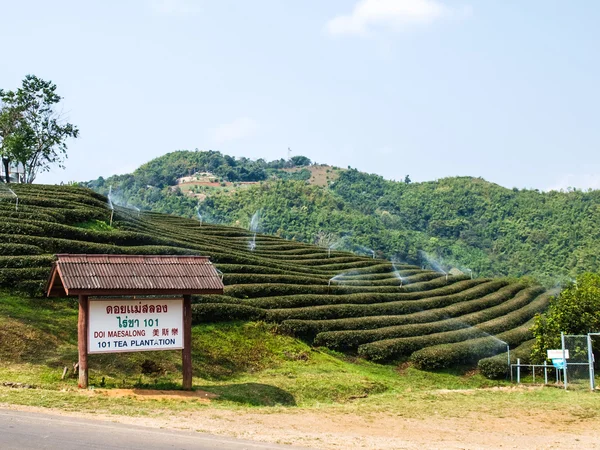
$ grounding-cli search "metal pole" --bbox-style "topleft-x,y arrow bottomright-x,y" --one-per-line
517,358 -> 521,383
561,332 -> 568,390
507,345 -> 510,376
588,333 -> 596,392
544,362 -> 548,385
533,365 -> 536,383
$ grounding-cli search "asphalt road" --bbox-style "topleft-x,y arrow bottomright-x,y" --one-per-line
0,409 -> 310,450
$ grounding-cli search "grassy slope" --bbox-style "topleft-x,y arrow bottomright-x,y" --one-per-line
0,291 -> 500,407
2,291 -> 599,425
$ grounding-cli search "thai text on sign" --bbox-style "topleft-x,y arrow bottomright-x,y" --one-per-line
88,298 -> 184,354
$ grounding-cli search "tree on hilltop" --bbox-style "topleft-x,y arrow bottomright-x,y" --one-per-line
290,155 -> 311,167
0,75 -> 79,183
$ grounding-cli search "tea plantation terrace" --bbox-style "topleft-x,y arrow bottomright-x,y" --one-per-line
0,184 -> 552,375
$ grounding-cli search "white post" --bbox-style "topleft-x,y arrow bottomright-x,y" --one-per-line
544,362 -> 548,385
561,332 -> 568,390
588,334 -> 595,391
517,358 -> 521,383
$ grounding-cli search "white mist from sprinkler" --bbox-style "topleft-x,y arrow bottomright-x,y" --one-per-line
419,250 -> 449,280
354,245 -> 375,259
327,236 -> 348,258
248,210 -> 261,251
474,327 -> 511,371
496,339 -> 511,373
327,270 -> 363,291
7,187 -> 19,211
108,186 -> 115,226
196,201 -> 203,226
391,262 -> 405,287
466,268 -> 473,279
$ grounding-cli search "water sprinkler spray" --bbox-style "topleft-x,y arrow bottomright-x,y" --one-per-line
7,187 -> 18,211
108,186 -> 115,226
497,339 -> 510,374
391,261 -> 404,287
371,250 -> 375,259
466,269 -> 473,279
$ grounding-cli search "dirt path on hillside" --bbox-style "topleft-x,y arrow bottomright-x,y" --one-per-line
1,401 -> 597,450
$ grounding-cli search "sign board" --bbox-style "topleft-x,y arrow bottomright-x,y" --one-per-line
552,358 -> 566,370
547,349 -> 570,360
88,298 -> 184,354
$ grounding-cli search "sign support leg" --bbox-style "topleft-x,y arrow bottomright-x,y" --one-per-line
182,295 -> 193,390
78,295 -> 89,389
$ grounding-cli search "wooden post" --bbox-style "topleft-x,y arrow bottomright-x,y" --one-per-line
78,295 -> 89,389
182,295 -> 193,390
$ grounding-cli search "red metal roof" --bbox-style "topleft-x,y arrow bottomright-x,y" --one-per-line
46,254 -> 224,297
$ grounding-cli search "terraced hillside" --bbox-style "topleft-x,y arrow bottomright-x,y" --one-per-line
0,184 -> 553,371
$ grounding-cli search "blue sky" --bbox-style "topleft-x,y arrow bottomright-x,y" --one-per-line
1,0 -> 598,190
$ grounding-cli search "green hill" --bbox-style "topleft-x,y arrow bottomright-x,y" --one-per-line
0,183 -> 550,374
84,150 -> 600,285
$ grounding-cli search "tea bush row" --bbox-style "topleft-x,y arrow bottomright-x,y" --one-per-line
313,283 -> 534,350
266,279 -> 508,322
357,289 -> 549,361
410,319 -> 539,370
247,279 -> 487,309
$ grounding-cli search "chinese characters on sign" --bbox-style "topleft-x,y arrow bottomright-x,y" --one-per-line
88,298 -> 184,354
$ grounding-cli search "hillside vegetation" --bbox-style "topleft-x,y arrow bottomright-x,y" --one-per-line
85,151 -> 600,284
0,184 -> 550,374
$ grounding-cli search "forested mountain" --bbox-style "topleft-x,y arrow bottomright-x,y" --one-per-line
84,150 -> 600,284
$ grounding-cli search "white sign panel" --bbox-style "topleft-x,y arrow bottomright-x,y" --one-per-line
88,298 -> 184,354
547,349 -> 569,360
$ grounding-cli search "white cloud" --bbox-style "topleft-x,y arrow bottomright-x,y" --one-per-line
150,0 -> 202,16
326,0 -> 466,37
547,174 -> 600,192
212,117 -> 259,144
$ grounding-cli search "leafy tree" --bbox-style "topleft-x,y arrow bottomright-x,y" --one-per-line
290,155 -> 311,167
0,75 -> 79,183
0,89 -> 30,182
531,273 -> 600,362
404,175 -> 411,184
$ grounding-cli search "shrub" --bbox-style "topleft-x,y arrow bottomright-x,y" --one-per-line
478,339 -> 535,379
0,255 -> 55,268
0,243 -> 42,256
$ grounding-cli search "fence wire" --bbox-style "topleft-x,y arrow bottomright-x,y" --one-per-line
563,334 -> 594,390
